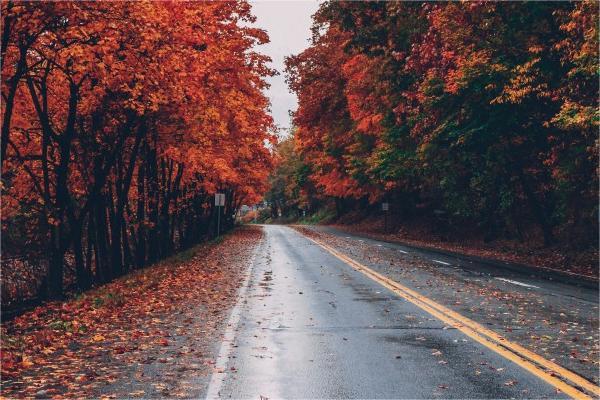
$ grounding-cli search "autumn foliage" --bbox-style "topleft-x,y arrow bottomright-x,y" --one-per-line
1,1 -> 275,301
282,1 -> 598,248
1,226 -> 262,398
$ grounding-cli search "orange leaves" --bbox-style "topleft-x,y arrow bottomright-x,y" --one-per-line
92,334 -> 106,342
285,25 -> 372,202
20,357 -> 34,368
342,54 -> 386,135
1,227 -> 262,398
137,2 -> 276,199
2,2 -> 275,301
281,0 -> 599,244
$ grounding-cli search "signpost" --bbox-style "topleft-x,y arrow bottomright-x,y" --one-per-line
215,193 -> 225,237
382,202 -> 389,233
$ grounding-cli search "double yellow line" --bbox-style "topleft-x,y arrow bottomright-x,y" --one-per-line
305,235 -> 599,399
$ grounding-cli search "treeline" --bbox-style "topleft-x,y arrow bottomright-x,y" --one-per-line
276,1 -> 598,247
1,1 -> 274,301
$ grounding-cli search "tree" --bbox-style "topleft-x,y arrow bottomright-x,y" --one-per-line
1,1 -> 276,300
283,1 -> 598,246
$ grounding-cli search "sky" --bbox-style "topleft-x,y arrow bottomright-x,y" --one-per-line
250,0 -> 321,137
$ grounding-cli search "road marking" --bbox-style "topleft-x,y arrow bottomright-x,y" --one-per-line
304,234 -> 598,399
432,259 -> 451,266
495,277 -> 540,289
398,250 -> 408,254
205,241 -> 261,399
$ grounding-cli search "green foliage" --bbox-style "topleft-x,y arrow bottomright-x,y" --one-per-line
284,1 -> 599,246
297,208 -> 337,225
265,134 -> 315,218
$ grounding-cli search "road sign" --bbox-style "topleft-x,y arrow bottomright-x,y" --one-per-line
382,202 -> 389,211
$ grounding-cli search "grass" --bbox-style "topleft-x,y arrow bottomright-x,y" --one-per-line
247,208 -> 338,226
296,208 -> 337,225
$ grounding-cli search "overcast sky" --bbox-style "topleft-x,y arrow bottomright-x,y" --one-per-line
250,0 -> 321,136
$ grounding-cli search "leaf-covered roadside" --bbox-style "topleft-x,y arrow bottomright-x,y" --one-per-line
329,218 -> 598,280
1,226 -> 263,399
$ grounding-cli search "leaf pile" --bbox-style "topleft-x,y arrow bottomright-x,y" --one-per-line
1,226 -> 262,399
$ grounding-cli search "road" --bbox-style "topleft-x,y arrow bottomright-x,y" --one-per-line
301,224 -> 599,383
315,225 -> 598,294
206,225 -> 598,399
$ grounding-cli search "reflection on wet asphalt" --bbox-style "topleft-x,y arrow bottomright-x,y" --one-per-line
208,225 -> 568,399
306,225 -> 599,385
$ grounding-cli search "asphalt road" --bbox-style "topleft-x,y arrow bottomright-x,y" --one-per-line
316,225 -> 599,298
301,224 -> 599,386
205,225 -> 581,399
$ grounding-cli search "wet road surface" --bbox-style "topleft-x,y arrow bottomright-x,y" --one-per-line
298,225 -> 599,387
315,225 -> 598,298
206,225 -> 575,399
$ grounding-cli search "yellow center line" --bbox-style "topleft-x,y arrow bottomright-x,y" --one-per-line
303,234 -> 599,400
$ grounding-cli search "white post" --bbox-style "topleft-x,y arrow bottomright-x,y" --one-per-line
215,193 -> 225,237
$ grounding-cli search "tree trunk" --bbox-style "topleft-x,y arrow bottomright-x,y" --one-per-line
1,44 -> 27,164
136,152 -> 146,267
72,219 -> 91,290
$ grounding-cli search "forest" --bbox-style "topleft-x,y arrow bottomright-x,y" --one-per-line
1,1 -> 275,308
271,1 -> 598,259
1,2 -> 598,397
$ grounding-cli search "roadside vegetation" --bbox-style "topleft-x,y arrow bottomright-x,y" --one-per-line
266,1 -> 599,277
1,226 -> 262,399
1,2 -> 275,313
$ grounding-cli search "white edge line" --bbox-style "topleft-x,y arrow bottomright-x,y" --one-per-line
205,238 -> 262,399
432,259 -> 451,266
495,277 -> 540,289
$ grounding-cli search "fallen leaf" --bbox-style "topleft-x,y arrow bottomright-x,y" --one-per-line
92,334 -> 105,342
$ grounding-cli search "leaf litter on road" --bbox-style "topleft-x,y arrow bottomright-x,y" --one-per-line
293,226 -> 600,385
1,226 -> 263,399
